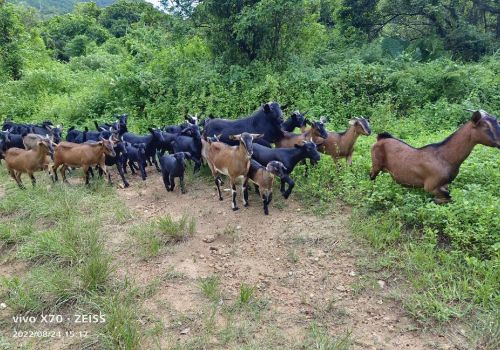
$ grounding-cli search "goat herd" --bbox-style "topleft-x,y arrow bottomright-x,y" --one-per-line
0,102 -> 498,214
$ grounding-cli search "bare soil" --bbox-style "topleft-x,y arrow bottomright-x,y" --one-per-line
108,170 -> 457,350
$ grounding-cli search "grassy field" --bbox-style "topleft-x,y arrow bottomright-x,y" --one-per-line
0,120 -> 498,349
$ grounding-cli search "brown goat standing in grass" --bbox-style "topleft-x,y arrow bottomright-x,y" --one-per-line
313,117 -> 371,165
370,110 -> 500,204
206,132 -> 262,211
52,137 -> 116,185
5,139 -> 54,188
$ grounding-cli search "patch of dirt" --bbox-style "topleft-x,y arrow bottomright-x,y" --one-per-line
107,170 -> 457,350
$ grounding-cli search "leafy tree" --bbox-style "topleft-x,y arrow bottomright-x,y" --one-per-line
193,0 -> 306,64
0,1 -> 24,79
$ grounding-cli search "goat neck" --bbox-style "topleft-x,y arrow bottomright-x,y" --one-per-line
434,122 -> 478,167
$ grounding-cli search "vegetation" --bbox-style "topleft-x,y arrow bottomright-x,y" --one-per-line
0,0 -> 499,347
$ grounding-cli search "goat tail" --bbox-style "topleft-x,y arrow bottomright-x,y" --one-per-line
377,132 -> 393,141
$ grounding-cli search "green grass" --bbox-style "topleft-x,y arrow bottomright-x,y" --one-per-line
301,323 -> 351,350
0,169 -> 141,348
130,214 -> 196,258
238,283 -> 255,305
199,276 -> 221,302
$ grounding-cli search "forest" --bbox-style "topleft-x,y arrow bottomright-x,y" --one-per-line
0,0 -> 499,349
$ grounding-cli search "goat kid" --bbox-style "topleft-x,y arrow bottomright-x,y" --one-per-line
206,133 -> 263,211
159,152 -> 191,193
243,160 -> 287,215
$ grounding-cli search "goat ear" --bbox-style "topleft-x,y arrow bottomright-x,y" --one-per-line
348,119 -> 357,126
263,103 -> 271,113
184,152 -> 191,158
99,136 -> 105,141
319,116 -> 327,123
471,111 -> 482,125
148,127 -> 155,133
229,134 -> 241,140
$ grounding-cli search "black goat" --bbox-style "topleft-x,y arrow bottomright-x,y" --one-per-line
251,142 -> 321,199
66,126 -> 88,143
203,102 -> 284,146
122,128 -> 164,172
159,152 -> 191,193
94,113 -> 128,136
282,111 -> 307,132
163,114 -> 198,134
171,124 -> 202,173
124,142 -> 147,180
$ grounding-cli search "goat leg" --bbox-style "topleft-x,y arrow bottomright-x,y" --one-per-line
254,184 -> 260,194
180,176 -> 186,194
231,180 -> 239,211
242,178 -> 249,207
140,162 -> 147,181
215,176 -> 223,200
29,173 -> 36,187
102,165 -> 112,185
14,171 -> 25,189
151,156 -> 161,172
129,160 -> 136,174
169,174 -> 176,191
193,158 -> 201,174
162,171 -> 171,191
116,162 -> 129,188
83,166 -> 90,185
282,176 -> 295,199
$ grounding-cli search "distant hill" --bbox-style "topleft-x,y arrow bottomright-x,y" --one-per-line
8,0 -> 116,16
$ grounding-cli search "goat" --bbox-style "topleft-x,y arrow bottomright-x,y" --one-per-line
93,138 -> 129,188
203,102 -> 284,147
23,133 -> 54,151
163,114 -> 199,134
159,152 -> 191,193
314,117 -> 371,165
94,114 -> 128,136
370,110 -> 500,204
275,118 -> 328,148
122,128 -> 164,172
4,139 -> 54,188
282,111 -> 308,132
206,133 -> 263,211
1,130 -> 24,151
243,160 -> 287,215
52,137 -> 116,185
171,124 -> 202,173
66,126 -> 88,143
252,142 -> 321,199
123,142 -> 147,180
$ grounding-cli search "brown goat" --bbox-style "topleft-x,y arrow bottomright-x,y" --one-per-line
5,139 -> 54,188
244,160 -> 287,215
370,110 -> 500,203
275,118 -> 329,148
52,137 -> 116,185
313,117 -> 371,165
206,132 -> 262,211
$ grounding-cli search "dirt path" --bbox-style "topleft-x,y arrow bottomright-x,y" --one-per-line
108,171 -> 456,350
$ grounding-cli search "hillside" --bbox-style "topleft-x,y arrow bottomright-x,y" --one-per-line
8,0 -> 115,16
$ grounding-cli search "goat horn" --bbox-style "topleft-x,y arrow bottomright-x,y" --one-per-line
302,110 -> 309,116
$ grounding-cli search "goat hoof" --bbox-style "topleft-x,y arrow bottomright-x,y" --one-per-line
219,197 -> 223,201
124,183 -> 130,188
232,207 -> 239,211
244,203 -> 249,207
181,190 -> 187,194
